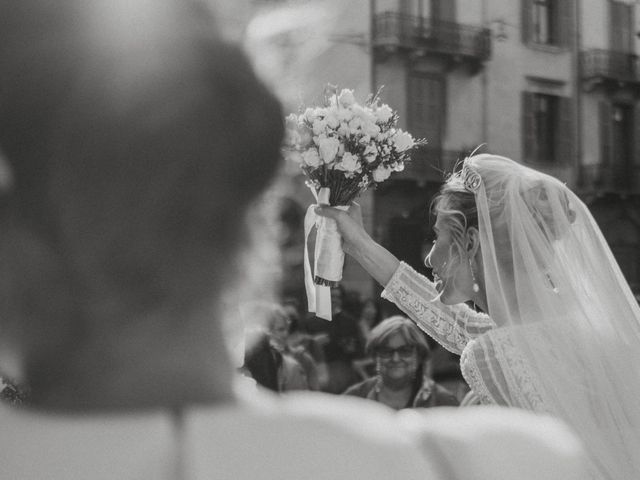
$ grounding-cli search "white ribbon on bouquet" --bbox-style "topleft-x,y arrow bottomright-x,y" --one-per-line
303,187 -> 348,320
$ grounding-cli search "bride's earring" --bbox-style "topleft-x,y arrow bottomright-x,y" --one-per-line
469,258 -> 480,293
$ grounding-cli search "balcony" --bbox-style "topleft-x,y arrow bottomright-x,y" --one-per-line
580,49 -> 640,93
394,146 -> 464,184
579,162 -> 640,195
372,12 -> 491,73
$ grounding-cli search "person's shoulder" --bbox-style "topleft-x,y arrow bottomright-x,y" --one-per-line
188,389 -> 440,479
397,406 -> 588,480
0,403 -> 176,480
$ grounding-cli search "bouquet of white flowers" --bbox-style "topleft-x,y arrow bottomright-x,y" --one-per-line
284,87 -> 424,319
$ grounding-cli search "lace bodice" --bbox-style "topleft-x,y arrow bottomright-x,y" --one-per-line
382,262 -> 550,412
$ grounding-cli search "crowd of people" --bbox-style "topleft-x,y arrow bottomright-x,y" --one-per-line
237,290 -> 467,411
1,0 -> 637,479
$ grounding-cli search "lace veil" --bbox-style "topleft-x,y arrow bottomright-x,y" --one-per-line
465,154 -> 640,479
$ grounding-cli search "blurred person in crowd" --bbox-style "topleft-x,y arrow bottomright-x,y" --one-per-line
320,285 -> 362,394
344,316 -> 458,410
243,302 -> 312,392
351,297 -> 382,379
0,0 -> 589,479
281,297 -> 324,390
0,377 -> 28,405
356,298 -> 381,352
243,330 -> 282,392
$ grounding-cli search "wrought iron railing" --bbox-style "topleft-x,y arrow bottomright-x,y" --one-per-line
373,12 -> 492,63
580,49 -> 640,84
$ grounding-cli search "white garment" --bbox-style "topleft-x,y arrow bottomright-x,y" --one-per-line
383,260 -> 637,478
0,379 -> 586,480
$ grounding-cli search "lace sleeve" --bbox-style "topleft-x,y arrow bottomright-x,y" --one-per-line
381,262 -> 496,354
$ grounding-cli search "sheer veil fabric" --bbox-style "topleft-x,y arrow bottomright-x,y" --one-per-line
466,154 -> 640,478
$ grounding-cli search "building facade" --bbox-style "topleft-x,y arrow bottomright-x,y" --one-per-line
246,0 -> 640,301
369,0 -> 640,297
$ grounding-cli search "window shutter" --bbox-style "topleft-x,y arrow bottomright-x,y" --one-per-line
438,0 -> 456,21
522,92 -> 536,162
558,0 -> 574,48
521,0 -> 532,43
599,101 -> 612,167
555,97 -> 574,164
610,1 -> 633,52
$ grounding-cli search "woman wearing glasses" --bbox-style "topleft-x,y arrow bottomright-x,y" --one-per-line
343,316 -> 458,410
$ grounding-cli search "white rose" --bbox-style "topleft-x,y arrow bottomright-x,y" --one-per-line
303,108 -> 316,122
393,130 -> 415,152
375,104 -> 393,123
302,148 -> 321,168
336,152 -> 361,172
351,104 -> 366,119
363,110 -> 377,125
337,108 -> 353,122
313,119 -> 328,136
338,122 -> 350,136
348,117 -> 363,134
364,122 -> 380,138
358,135 -> 371,145
325,111 -> 340,129
338,89 -> 356,107
372,166 -> 392,182
317,137 -> 341,164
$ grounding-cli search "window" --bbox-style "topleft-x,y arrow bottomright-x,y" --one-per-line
532,0 -> 556,44
522,92 -> 573,164
599,102 -> 637,189
408,73 -> 445,148
610,1 -> 634,52
533,94 -> 557,160
522,0 -> 572,48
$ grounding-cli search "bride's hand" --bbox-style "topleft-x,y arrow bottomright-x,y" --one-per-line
315,202 -> 366,256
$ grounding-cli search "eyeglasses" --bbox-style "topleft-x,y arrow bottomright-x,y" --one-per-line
376,345 -> 416,359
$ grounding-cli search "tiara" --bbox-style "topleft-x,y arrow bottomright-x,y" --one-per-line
462,162 -> 481,193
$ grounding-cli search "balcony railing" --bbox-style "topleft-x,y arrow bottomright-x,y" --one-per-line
373,12 -> 491,67
579,162 -> 640,194
394,146 -> 465,183
581,49 -> 640,87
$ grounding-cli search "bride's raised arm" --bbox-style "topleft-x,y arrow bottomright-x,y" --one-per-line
382,261 -> 494,354
315,204 -> 495,355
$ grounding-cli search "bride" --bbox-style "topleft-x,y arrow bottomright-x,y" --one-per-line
316,154 -> 640,479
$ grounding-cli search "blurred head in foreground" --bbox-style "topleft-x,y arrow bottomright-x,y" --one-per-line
0,0 -> 283,409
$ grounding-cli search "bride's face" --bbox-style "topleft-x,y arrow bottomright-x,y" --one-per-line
425,217 -> 474,305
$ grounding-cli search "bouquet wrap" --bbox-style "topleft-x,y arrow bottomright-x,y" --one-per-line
304,187 -> 348,320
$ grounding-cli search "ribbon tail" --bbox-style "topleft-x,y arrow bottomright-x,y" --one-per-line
303,204 -> 317,314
